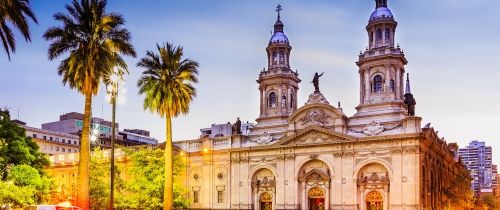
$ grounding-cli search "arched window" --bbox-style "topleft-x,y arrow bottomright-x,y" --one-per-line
390,79 -> 395,92
268,92 -> 277,108
290,92 -> 294,108
279,51 -> 285,64
370,31 -> 374,45
373,75 -> 383,93
385,28 -> 391,42
272,52 -> 278,64
376,29 -> 382,46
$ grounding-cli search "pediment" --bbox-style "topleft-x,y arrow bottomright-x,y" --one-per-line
299,168 -> 331,182
274,126 -> 356,146
288,103 -> 347,131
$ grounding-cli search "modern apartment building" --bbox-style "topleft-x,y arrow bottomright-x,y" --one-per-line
459,140 -> 494,194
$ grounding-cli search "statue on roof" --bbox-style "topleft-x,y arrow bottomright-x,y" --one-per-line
312,72 -> 324,93
232,117 -> 242,135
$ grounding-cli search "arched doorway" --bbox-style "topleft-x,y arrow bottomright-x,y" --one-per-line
297,159 -> 332,210
260,192 -> 273,210
356,163 -> 390,210
308,187 -> 325,210
365,191 -> 383,210
251,168 -> 276,210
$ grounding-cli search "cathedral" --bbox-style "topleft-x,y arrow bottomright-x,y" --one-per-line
174,1 -> 467,210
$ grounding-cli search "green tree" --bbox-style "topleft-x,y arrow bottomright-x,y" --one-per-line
137,42 -> 199,209
0,0 -> 37,60
116,148 -> 189,209
43,0 -> 136,208
0,109 -> 49,180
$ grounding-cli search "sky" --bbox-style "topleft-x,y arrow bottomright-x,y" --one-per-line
1,0 -> 500,163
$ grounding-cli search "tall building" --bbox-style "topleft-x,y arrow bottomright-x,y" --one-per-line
459,140 -> 494,194
119,129 -> 158,145
171,1 -> 467,210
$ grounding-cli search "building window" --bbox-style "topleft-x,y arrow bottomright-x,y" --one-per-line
279,51 -> 285,64
56,147 -> 59,151
62,148 -> 65,152
193,191 -> 199,203
43,136 -> 46,140
32,134 -> 37,138
272,52 -> 278,64
268,92 -> 277,108
217,191 -> 223,203
62,139 -> 65,143
56,137 -> 59,142
385,28 -> 391,42
74,141 -> 78,145
290,93 -> 294,108
376,29 -> 382,45
50,137 -> 53,141
373,75 -> 383,93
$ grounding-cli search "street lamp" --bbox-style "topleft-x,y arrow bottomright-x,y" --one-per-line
105,66 -> 125,210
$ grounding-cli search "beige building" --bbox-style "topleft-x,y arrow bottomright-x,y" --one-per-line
12,120 -> 81,155
174,1 -> 467,210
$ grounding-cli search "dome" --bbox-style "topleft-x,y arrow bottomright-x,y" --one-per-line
269,32 -> 289,43
369,7 -> 393,21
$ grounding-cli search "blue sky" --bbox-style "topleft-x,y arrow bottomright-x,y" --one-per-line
1,0 -> 500,163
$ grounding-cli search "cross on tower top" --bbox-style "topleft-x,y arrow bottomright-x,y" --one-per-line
276,4 -> 282,20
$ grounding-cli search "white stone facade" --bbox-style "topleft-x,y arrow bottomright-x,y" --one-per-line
174,1 -> 466,210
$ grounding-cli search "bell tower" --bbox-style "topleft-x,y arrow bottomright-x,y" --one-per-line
349,0 -> 415,130
253,5 -> 301,135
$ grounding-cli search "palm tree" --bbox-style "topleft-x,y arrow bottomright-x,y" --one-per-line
43,0 -> 136,208
0,0 -> 37,60
137,42 -> 199,209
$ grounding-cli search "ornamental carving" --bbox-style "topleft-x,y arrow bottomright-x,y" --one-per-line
299,109 -> 331,127
350,121 -> 401,136
253,176 -> 276,189
306,91 -> 330,105
357,172 -> 390,191
249,132 -> 276,145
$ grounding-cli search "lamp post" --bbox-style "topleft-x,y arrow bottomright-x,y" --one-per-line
106,67 -> 124,210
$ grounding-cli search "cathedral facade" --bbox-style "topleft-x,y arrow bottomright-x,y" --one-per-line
174,1 -> 467,210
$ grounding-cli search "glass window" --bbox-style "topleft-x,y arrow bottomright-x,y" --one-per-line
217,191 -> 223,203
290,93 -> 294,108
62,139 -> 65,143
272,52 -> 278,64
62,148 -> 65,152
33,134 -> 37,138
373,75 -> 383,93
56,147 -> 59,151
50,137 -> 53,141
390,79 -> 395,92
268,92 -> 277,108
43,136 -> 47,140
279,51 -> 285,64
193,191 -> 199,203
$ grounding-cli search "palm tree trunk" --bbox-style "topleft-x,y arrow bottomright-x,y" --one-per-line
164,116 -> 173,209
77,92 -> 91,209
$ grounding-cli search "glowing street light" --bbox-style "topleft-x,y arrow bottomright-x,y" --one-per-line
105,66 -> 125,210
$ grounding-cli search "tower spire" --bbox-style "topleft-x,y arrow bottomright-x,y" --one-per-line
273,5 -> 284,33
405,73 -> 411,94
276,4 -> 282,20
